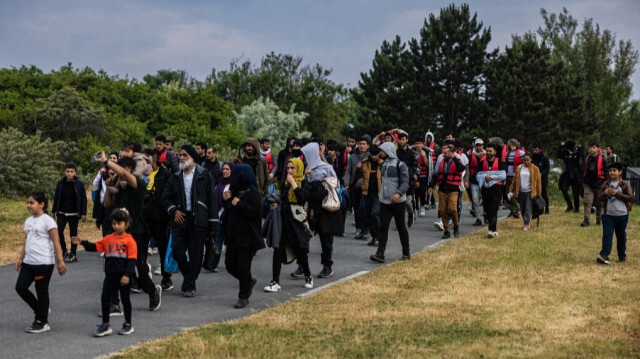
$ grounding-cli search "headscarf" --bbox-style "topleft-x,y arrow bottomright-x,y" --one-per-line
216,162 -> 235,207
285,158 -> 304,204
229,164 -> 257,197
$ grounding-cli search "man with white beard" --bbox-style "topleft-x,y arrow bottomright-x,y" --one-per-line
162,145 -> 220,298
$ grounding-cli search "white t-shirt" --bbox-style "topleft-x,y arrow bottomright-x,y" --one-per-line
23,214 -> 58,265
519,166 -> 531,193
183,170 -> 195,212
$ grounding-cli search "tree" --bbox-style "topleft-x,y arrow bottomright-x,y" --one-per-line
33,87 -> 106,141
235,97 -> 310,150
354,3 -> 492,142
537,7 -> 639,162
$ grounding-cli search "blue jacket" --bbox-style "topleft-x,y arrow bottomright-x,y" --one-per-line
52,177 -> 87,216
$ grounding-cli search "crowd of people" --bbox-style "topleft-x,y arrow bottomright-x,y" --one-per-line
14,131 -> 632,336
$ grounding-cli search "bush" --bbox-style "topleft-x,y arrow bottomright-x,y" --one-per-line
0,128 -> 66,198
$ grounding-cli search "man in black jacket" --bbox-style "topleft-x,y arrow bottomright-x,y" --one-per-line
203,146 -> 222,184
52,163 -> 87,263
532,144 -> 550,214
396,132 -> 419,227
162,145 -> 220,297
557,140 -> 584,212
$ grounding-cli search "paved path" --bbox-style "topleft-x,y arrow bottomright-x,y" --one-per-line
0,206 -> 508,359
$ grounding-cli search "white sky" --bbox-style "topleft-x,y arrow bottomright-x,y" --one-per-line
1,0 -> 639,97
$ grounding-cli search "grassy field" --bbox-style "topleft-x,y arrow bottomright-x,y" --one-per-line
109,207 -> 640,358
0,194 -> 102,265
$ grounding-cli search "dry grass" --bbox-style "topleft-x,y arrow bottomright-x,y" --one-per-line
113,207 -> 640,358
0,194 -> 102,264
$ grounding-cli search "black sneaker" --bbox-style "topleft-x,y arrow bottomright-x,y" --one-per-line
596,255 -> 610,265
473,219 -> 482,226
596,218 -> 601,226
580,220 -> 590,227
354,231 -> 370,240
619,258 -> 626,264
290,266 -> 305,278
442,231 -> 451,239
130,278 -> 142,293
510,211 -> 520,219
26,320 -> 50,333
149,285 -> 162,311
98,304 -> 123,317
400,255 -> 411,261
64,253 -> 78,263
118,322 -> 134,335
407,214 -> 413,228
453,226 -> 460,238
317,266 -> 334,278
161,277 -> 173,291
565,206 -> 573,213
94,323 -> 112,337
370,252 -> 385,263
367,237 -> 377,246
234,298 -> 249,309
182,289 -> 196,298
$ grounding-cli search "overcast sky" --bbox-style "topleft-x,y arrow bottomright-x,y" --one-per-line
1,1 -> 639,98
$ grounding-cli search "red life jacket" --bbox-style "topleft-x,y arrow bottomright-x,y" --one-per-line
482,158 -> 503,186
467,149 -> 486,178
418,154 -> 429,176
342,148 -> 349,171
501,147 -> 523,168
583,154 -> 606,180
437,159 -> 463,187
428,142 -> 438,164
264,151 -> 274,172
157,149 -> 168,162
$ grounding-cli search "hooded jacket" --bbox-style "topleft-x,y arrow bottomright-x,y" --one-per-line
378,142 -> 409,205
424,131 -> 440,163
237,138 -> 269,196
343,148 -> 369,188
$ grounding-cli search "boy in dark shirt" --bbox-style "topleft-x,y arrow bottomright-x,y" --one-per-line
52,163 -> 87,263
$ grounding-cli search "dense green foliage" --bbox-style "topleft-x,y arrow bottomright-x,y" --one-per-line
353,4 -> 639,164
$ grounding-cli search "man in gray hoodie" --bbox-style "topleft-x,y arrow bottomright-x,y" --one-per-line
343,135 -> 372,236
370,142 -> 411,263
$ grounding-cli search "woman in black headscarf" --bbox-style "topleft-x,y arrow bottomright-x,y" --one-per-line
222,164 -> 265,308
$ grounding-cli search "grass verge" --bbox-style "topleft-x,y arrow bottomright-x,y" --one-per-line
0,195 -> 102,265
114,208 -> 640,358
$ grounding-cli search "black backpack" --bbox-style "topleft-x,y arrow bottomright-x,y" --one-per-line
143,167 -> 170,223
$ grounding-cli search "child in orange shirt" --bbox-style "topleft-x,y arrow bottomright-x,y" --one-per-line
72,208 -> 138,337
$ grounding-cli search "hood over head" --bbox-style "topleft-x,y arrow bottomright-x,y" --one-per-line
379,142 -> 398,160
424,131 -> 435,144
300,142 -> 323,170
239,138 -> 260,158
229,164 -> 257,197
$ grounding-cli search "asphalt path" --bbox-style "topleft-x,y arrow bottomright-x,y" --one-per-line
0,205 -> 508,359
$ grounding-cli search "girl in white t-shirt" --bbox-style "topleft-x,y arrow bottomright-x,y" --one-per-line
15,191 -> 67,333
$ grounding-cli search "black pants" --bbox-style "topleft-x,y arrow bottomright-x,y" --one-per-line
57,213 -> 79,255
130,232 -> 156,294
16,263 -> 54,323
145,220 -> 171,279
225,246 -> 255,299
273,245 -> 310,282
171,214 -> 207,292
482,185 -> 503,232
416,177 -> 428,206
541,178 -> 550,212
377,202 -> 410,256
319,232 -> 334,267
101,273 -> 131,324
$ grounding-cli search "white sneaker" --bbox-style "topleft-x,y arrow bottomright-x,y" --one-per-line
419,207 -> 426,217
304,276 -> 314,289
494,231 -> 499,237
152,248 -> 158,255
487,231 -> 495,238
147,247 -> 154,255
434,220 -> 444,231
264,281 -> 281,292
154,266 -> 161,275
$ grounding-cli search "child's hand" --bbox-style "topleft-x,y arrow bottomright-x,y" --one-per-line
70,236 -> 81,245
58,262 -> 67,276
120,276 -> 130,286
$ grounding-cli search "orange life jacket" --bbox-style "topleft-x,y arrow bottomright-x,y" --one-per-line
467,149 -> 486,178
583,154 -> 606,180
501,147 -> 523,169
437,159 -> 463,187
482,158 -> 503,186
418,154 -> 429,176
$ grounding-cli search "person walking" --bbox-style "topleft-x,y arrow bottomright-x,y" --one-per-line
52,163 -> 87,263
508,153 -> 542,230
477,143 -> 506,238
429,146 -> 465,239
162,145 -> 219,297
264,158 -> 314,292
502,139 -> 526,218
581,141 -> 607,227
465,138 -> 486,226
557,140 -> 584,212
596,162 -> 633,264
531,144 -> 550,214
369,142 -> 410,263
223,164 -> 265,308
15,191 -> 66,333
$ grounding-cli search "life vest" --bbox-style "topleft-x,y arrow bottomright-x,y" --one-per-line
264,151 -> 274,172
418,154 -> 429,176
482,158 -> 503,186
428,142 -> 438,164
467,149 -> 486,178
342,148 -> 349,171
437,159 -> 463,187
501,147 -> 523,168
157,149 -> 168,162
583,154 -> 606,180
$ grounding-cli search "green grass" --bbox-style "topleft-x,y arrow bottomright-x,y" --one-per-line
112,207 -> 640,358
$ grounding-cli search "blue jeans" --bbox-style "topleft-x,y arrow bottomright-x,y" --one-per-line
600,214 -> 628,261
